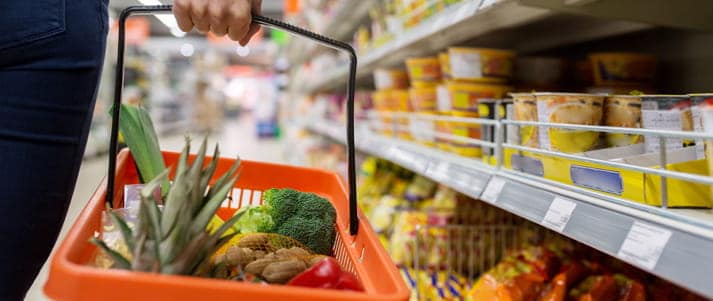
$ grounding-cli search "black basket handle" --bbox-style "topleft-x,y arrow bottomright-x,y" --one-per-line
107,5 -> 360,235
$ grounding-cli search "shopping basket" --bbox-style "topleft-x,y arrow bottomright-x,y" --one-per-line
44,5 -> 409,301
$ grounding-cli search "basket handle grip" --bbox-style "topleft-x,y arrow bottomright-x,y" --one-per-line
107,5 -> 360,236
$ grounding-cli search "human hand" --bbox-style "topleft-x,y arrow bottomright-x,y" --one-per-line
173,0 -> 262,45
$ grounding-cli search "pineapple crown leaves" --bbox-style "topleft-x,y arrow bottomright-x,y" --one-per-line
90,136 -> 244,275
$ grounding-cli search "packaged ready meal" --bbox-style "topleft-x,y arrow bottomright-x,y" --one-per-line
604,95 -> 643,147
448,47 -> 515,83
535,93 -> 604,153
511,92 -> 538,148
447,81 -> 511,113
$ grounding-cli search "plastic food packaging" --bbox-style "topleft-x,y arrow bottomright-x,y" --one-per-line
409,86 -> 438,112
447,81 -> 511,113
449,111 -> 482,158
640,94 -> 694,152
438,52 -> 451,79
448,47 -> 515,83
589,52 -> 657,86
511,92 -> 539,148
700,102 -> 713,198
604,95 -> 643,147
535,93 -> 605,153
374,68 -> 409,90
406,57 -> 442,82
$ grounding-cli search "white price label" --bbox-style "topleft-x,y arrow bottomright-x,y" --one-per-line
481,177 -> 506,203
617,221 -> 672,270
542,197 -> 577,232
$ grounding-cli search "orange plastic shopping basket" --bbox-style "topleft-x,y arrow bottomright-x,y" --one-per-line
44,5 -> 409,301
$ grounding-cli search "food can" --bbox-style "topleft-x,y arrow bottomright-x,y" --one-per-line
409,86 -> 438,112
449,111 -> 482,158
604,95 -> 643,147
510,92 -> 538,148
406,57 -> 442,82
534,93 -> 605,153
478,99 -> 511,156
448,47 -> 515,83
589,52 -> 656,86
373,69 -> 409,90
447,81 -> 511,113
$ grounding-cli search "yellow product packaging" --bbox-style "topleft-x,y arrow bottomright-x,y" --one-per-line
604,95 -> 643,147
374,68 -> 409,90
389,211 -> 427,266
534,92 -> 604,153
409,85 -> 438,112
447,80 -> 511,113
449,111 -> 482,158
406,57 -> 442,83
511,92 -> 538,148
448,47 -> 515,83
589,52 -> 656,86
438,52 -> 451,79
503,146 -> 713,208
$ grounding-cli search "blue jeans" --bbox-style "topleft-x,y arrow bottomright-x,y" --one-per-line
0,0 -> 108,299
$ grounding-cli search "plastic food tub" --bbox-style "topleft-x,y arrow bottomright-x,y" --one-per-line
589,52 -> 656,86
447,81 -> 511,113
534,92 -> 605,153
405,57 -> 442,83
448,47 -> 515,83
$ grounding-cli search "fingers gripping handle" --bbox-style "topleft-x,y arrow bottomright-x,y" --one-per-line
107,5 -> 360,235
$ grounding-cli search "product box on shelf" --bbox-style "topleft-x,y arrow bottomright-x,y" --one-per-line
503,144 -> 712,208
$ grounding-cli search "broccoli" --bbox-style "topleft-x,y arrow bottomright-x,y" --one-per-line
264,188 -> 337,255
276,216 -> 335,255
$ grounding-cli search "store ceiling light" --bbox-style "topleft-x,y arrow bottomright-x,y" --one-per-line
137,0 -> 186,37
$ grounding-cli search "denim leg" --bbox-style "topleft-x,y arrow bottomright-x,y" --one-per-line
0,0 -> 108,299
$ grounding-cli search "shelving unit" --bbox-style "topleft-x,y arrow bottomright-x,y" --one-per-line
286,0 -> 713,298
304,118 -> 713,298
295,0 -> 662,93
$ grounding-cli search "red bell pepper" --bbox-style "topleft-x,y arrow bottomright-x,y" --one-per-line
287,257 -> 341,289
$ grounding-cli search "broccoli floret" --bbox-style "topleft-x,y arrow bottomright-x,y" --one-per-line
295,192 -> 337,224
275,216 -> 335,255
263,188 -> 300,226
264,188 -> 337,255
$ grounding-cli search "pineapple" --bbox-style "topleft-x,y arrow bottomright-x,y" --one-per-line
91,136 -> 245,277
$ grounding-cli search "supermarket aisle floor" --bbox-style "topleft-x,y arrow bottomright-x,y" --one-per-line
25,115 -> 286,301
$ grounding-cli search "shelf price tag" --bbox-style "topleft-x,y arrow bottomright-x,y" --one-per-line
481,177 -> 506,203
542,197 -> 577,232
617,221 -> 672,270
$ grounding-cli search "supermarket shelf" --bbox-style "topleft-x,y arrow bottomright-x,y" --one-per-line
287,0 -> 377,66
304,119 -> 713,298
520,0 -> 713,31
300,0 -> 658,93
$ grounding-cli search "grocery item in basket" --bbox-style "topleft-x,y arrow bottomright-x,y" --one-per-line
409,85 -> 438,112
515,56 -> 565,90
447,81 -> 512,113
448,47 -> 515,83
589,52 -> 656,86
450,111 -> 482,158
439,52 -> 451,79
604,95 -> 643,147
511,92 -> 539,148
374,68 -> 409,90
535,93 -> 604,153
406,57 -> 442,82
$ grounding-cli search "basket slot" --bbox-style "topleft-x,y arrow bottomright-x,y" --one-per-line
241,189 -> 253,206
229,188 -> 241,209
252,190 -> 262,206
